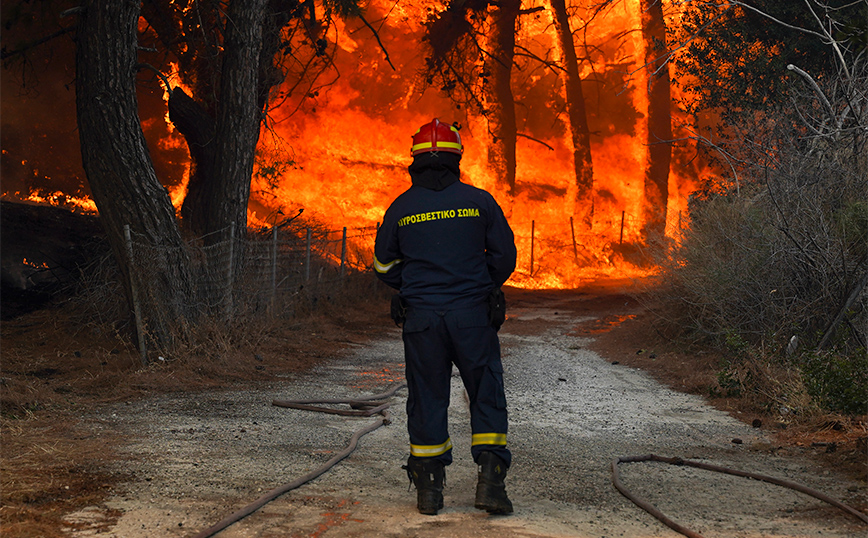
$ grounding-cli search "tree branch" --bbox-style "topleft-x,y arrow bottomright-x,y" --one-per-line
727,1 -> 827,39
817,267 -> 868,350
1,25 -> 77,61
787,63 -> 839,129
136,63 -> 174,96
800,0 -> 851,78
358,13 -> 396,71
516,133 -> 555,150
514,45 -> 564,73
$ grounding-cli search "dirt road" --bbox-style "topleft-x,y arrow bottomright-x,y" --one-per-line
64,288 -> 867,537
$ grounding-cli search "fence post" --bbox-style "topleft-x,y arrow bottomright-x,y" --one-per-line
124,225 -> 148,367
530,220 -> 535,276
619,211 -> 625,245
569,216 -> 578,263
271,225 -> 278,305
340,227 -> 348,277
305,227 -> 312,281
224,222 -> 235,320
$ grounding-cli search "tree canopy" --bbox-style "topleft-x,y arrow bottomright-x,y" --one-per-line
673,1 -> 867,120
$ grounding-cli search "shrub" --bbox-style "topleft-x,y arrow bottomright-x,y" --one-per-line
802,351 -> 868,415
653,26 -> 866,415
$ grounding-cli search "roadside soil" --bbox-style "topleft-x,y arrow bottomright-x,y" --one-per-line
1,278 -> 866,537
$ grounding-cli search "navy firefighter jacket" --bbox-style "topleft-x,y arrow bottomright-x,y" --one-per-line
374,176 -> 517,310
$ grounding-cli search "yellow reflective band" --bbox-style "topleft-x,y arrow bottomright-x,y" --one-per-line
410,438 -> 453,457
411,141 -> 462,154
437,141 -> 462,151
471,433 -> 507,446
411,142 -> 433,154
374,254 -> 402,274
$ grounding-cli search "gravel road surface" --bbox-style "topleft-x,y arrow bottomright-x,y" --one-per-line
64,291 -> 867,537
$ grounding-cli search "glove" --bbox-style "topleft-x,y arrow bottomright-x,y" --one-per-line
487,287 -> 506,331
390,294 -> 407,327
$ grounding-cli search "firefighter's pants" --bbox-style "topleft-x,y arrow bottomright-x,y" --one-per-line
402,303 -> 511,467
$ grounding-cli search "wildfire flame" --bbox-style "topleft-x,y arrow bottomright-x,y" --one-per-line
15,189 -> 98,214
247,0 -> 697,288
4,0 -> 709,290
22,258 -> 50,270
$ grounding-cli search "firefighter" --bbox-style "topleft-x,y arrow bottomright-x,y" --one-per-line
374,118 -> 517,516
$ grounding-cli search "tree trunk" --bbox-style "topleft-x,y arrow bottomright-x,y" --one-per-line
483,0 -> 520,203
204,0 -> 269,245
75,0 -> 194,349
144,0 -> 273,245
640,0 -> 672,242
550,0 -> 595,228
170,88 -> 218,236
141,0 -> 218,237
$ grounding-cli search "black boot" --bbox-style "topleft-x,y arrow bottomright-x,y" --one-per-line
474,452 -> 513,514
403,458 -> 445,515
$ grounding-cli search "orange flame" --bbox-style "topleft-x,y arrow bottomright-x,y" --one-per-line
245,0 -> 692,288
16,189 -> 98,214
9,1 -> 706,291
23,258 -> 50,270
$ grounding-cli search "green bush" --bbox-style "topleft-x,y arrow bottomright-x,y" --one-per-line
802,351 -> 868,415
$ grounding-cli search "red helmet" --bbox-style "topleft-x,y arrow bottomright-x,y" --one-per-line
411,118 -> 463,156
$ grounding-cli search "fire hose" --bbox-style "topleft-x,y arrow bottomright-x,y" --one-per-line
190,383 -> 406,538
188,382 -> 866,537
612,453 -> 868,538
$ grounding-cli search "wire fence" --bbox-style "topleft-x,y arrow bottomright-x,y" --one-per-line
125,208 -> 685,306
120,208 -> 683,360
124,219 -> 379,337
509,209 -> 689,279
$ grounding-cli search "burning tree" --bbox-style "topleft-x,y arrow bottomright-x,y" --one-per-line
639,0 -> 671,243
137,0 -> 367,244
550,0 -> 595,227
4,0 -> 374,353
421,0 -> 676,244
74,0 -> 198,350
591,0 -> 673,242
421,0 -> 600,221
421,0 -> 523,204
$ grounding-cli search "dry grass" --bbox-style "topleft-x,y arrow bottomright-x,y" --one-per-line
0,413 -> 125,538
2,278 -> 865,537
0,273 -> 393,536
589,290 -> 868,486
